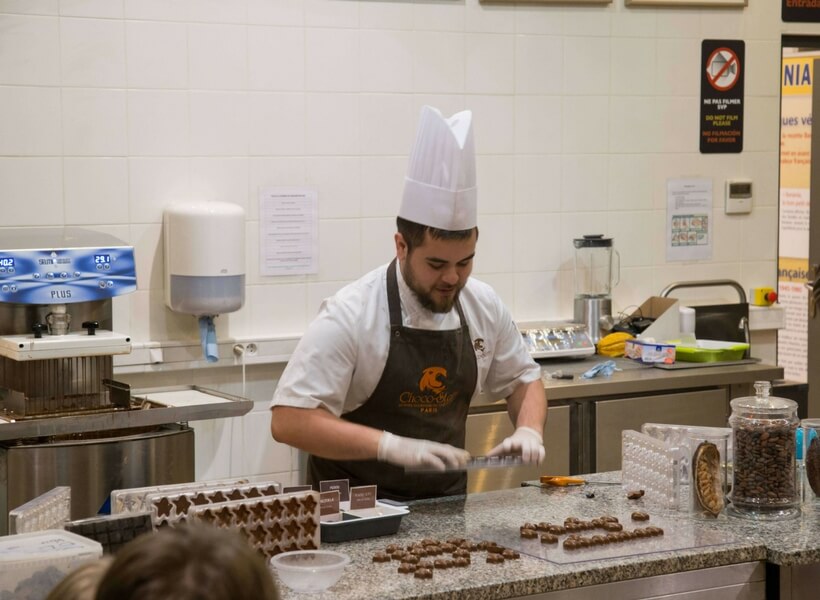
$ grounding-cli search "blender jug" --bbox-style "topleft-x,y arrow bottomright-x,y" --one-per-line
573,235 -> 619,342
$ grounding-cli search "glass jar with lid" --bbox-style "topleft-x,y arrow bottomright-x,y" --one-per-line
728,381 -> 800,520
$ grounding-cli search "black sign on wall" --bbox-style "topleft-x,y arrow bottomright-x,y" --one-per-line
783,0 -> 820,22
700,40 -> 745,154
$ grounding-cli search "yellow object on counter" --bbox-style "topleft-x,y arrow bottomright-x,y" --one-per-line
596,332 -> 634,357
540,475 -> 586,486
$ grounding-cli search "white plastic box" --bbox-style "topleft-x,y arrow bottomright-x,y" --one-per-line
0,529 -> 103,600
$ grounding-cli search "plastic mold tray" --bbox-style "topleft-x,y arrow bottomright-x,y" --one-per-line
621,430 -> 683,510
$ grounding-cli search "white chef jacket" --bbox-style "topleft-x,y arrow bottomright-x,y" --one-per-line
270,262 -> 541,416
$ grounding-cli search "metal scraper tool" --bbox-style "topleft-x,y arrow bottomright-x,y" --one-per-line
405,455 -> 524,473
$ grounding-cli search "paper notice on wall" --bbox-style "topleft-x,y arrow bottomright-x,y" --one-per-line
666,178 -> 713,262
259,188 -> 318,276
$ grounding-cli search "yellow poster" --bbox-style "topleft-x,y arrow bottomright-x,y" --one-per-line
777,51 -> 818,382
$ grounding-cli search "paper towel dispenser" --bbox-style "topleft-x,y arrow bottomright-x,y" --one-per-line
163,201 -> 245,316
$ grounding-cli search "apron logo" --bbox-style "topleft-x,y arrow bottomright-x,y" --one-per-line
399,366 -> 457,414
473,338 -> 487,359
419,366 -> 447,393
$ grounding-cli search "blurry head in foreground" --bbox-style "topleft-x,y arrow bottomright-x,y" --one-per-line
94,525 -> 280,600
45,556 -> 113,600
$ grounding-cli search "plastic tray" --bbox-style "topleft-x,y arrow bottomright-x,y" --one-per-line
673,340 -> 749,363
320,502 -> 408,543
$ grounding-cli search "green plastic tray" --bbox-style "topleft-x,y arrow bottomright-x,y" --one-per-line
674,340 -> 749,363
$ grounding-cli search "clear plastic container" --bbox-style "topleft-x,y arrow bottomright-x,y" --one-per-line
801,418 -> 820,505
621,429 -> 682,509
728,381 -> 800,520
688,431 -> 729,519
270,550 -> 350,593
642,423 -> 733,485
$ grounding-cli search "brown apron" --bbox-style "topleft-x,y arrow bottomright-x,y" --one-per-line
308,259 -> 477,501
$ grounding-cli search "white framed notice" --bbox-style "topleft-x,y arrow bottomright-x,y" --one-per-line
666,178 -> 713,262
259,188 -> 319,276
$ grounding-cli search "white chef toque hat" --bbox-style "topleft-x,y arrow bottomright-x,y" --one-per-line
399,106 -> 477,231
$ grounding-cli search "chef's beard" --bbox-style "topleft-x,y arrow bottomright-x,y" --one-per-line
402,262 -> 463,313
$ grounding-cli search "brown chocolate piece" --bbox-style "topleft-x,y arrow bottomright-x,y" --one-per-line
398,563 -> 416,574
452,549 -> 470,559
631,511 -> 650,521
603,522 -> 623,532
417,560 -> 434,570
414,568 -> 433,579
502,549 -> 520,559
372,551 -> 391,563
626,489 -> 645,500
540,533 -> 559,544
385,544 -> 399,554
563,539 -> 578,550
520,528 -> 537,539
454,557 -> 470,567
391,551 -> 406,561
403,554 -> 420,564
433,558 -> 452,569
486,553 -> 505,564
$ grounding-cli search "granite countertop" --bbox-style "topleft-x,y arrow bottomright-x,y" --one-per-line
272,471 -> 820,599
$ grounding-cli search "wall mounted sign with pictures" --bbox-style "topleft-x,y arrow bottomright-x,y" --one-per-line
626,0 -> 746,6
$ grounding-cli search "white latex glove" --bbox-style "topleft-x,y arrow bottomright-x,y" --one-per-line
486,426 -> 545,465
377,431 -> 470,471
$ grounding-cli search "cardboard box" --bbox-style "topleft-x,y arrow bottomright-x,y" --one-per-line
632,296 -> 680,343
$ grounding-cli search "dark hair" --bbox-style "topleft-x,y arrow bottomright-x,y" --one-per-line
396,217 -> 478,253
94,525 -> 280,600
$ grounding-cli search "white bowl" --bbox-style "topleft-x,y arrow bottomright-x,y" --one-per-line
270,550 -> 350,593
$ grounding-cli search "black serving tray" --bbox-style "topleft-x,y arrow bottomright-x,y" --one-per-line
320,502 -> 409,543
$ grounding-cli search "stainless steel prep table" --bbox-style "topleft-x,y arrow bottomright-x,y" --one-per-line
467,358 -> 783,481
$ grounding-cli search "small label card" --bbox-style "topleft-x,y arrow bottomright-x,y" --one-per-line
319,479 -> 350,502
282,485 -> 313,494
349,485 -> 377,510
320,490 -> 341,517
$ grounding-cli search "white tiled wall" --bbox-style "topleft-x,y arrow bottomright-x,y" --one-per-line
0,0 -> 809,482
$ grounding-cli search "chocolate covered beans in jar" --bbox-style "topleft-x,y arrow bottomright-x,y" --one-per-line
728,381 -> 800,520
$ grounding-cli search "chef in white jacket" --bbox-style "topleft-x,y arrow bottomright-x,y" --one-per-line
270,106 -> 547,501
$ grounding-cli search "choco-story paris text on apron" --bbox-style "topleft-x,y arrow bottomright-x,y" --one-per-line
308,259 -> 477,502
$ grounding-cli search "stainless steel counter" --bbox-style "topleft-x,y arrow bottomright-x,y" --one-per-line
468,358 -> 784,478
537,357 -> 783,402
